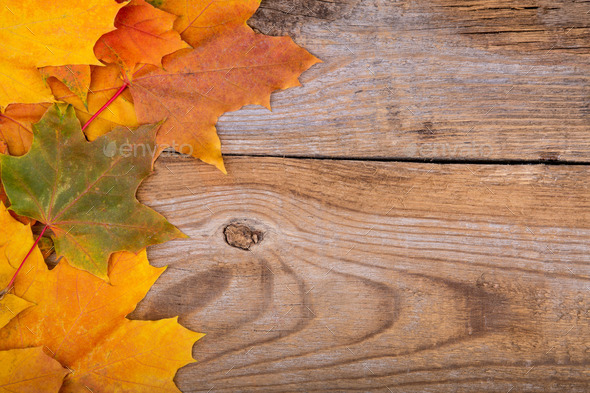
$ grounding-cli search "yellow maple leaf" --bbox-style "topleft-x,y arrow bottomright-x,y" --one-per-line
40,65 -> 92,108
0,0 -> 124,107
0,347 -> 67,392
46,64 -> 139,141
0,202 -> 42,329
0,293 -> 32,331
0,203 -> 204,392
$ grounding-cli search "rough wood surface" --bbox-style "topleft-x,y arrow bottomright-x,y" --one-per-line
211,0 -> 589,162
133,156 -> 590,392
128,0 -> 590,391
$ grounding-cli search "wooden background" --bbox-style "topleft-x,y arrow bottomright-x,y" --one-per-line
132,0 -> 590,392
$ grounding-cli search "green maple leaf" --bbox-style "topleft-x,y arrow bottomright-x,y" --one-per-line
0,104 -> 185,279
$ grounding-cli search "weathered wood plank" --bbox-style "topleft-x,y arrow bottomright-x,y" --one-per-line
211,0 -> 590,162
133,157 -> 590,392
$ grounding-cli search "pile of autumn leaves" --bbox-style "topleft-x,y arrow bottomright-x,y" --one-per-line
0,0 -> 318,391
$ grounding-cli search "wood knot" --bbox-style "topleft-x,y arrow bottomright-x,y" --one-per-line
224,223 -> 263,250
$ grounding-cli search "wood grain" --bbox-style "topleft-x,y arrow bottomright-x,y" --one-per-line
132,156 -> 590,392
210,0 -> 590,162
131,1 -> 590,391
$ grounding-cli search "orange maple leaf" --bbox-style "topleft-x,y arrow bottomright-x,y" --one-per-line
128,1 -> 320,172
94,0 -> 190,76
0,104 -> 48,156
156,0 -> 261,46
0,204 -> 203,392
131,22 -> 320,172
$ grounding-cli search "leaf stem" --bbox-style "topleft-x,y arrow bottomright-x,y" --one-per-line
0,224 -> 49,298
81,82 -> 129,131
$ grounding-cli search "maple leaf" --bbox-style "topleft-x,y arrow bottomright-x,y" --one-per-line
0,108 -> 46,225
0,202 -> 43,329
94,0 -> 190,77
40,65 -> 92,109
0,293 -> 32,331
37,1 -> 319,172
0,205 -> 203,392
47,64 -> 139,141
0,347 -> 67,392
0,0 -> 124,107
42,0 -> 189,140
130,23 -> 320,171
0,140 -> 7,207
0,104 -> 49,156
0,104 -> 185,279
153,0 -> 261,46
